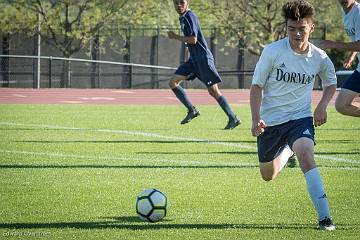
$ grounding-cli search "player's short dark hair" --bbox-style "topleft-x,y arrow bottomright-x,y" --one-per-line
282,0 -> 315,21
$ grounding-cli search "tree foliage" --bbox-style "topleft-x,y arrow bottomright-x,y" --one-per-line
190,0 -> 344,56
0,0 -> 348,64
1,0 -> 131,57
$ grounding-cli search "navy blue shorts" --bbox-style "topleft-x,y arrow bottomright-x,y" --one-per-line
257,117 -> 315,163
174,58 -> 222,87
342,70 -> 360,93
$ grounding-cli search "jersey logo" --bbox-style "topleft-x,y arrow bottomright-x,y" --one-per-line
303,129 -> 311,135
275,68 -> 315,85
319,193 -> 327,199
280,63 -> 286,68
345,27 -> 355,37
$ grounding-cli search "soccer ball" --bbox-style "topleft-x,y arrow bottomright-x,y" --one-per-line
136,188 -> 167,222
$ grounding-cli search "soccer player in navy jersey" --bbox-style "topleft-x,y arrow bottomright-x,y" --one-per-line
251,0 -> 336,231
167,0 -> 240,129
319,0 -> 360,117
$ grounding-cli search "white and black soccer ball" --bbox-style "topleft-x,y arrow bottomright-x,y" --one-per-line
136,188 -> 167,222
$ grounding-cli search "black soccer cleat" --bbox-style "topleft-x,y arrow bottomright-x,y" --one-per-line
224,116 -> 241,130
180,107 -> 200,124
319,217 -> 335,231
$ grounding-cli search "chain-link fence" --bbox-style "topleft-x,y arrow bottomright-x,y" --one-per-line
0,27 -> 326,89
0,55 -> 178,89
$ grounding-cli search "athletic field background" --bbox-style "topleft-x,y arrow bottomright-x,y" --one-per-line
0,89 -> 359,239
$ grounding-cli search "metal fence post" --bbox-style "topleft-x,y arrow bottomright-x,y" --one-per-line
155,26 -> 160,88
129,64 -> 132,88
1,56 -> 10,87
48,56 -> 52,88
150,27 -> 159,89
68,60 -> 71,88
1,35 -> 10,87
237,33 -> 245,89
123,27 -> 132,89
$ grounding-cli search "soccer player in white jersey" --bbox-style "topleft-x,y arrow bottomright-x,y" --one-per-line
319,0 -> 360,117
250,0 -> 337,231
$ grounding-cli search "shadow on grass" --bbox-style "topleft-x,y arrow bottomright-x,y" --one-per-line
14,140 -> 257,144
136,151 -> 257,155
1,164 -> 360,169
0,164 -> 259,169
0,216 -> 336,230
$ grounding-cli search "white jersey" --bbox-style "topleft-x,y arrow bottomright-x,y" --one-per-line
343,1 -> 360,72
252,38 -> 337,126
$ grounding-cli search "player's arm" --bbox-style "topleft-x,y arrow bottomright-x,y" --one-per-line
314,55 -> 337,127
250,45 -> 273,136
319,40 -> 360,51
343,51 -> 358,69
314,84 -> 336,127
167,31 -> 197,44
250,85 -> 266,136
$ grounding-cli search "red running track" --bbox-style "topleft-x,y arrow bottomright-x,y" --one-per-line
0,88 -> 339,105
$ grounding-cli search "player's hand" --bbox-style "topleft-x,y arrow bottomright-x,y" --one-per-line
314,106 -> 327,127
251,120 -> 267,137
343,55 -> 355,69
167,31 -> 177,39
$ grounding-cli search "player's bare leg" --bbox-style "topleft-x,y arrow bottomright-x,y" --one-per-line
259,145 -> 293,181
335,89 -> 360,117
293,137 -> 335,231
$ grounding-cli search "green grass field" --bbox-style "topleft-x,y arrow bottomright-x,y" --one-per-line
0,104 -> 359,239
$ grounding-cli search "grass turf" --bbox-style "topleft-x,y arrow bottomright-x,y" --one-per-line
0,104 -> 359,239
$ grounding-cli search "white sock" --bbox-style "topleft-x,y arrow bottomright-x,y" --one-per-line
278,145 -> 293,172
304,168 -> 331,221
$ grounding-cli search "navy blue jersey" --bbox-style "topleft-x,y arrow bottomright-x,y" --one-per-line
179,10 -> 213,61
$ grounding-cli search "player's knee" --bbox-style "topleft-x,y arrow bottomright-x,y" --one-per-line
297,148 -> 312,159
335,99 -> 348,115
207,88 -> 221,98
208,89 -> 216,98
169,79 -> 178,89
260,169 -> 276,182
296,152 -> 315,173
261,172 -> 275,182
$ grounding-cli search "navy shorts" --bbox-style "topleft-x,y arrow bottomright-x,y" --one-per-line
174,58 -> 222,87
342,70 -> 360,93
257,117 -> 315,163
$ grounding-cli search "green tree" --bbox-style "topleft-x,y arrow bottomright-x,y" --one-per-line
1,0 -> 132,87
197,0 -> 341,56
0,0 -> 351,70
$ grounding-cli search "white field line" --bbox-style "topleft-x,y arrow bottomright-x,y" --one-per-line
316,155 -> 360,164
0,122 -> 359,164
